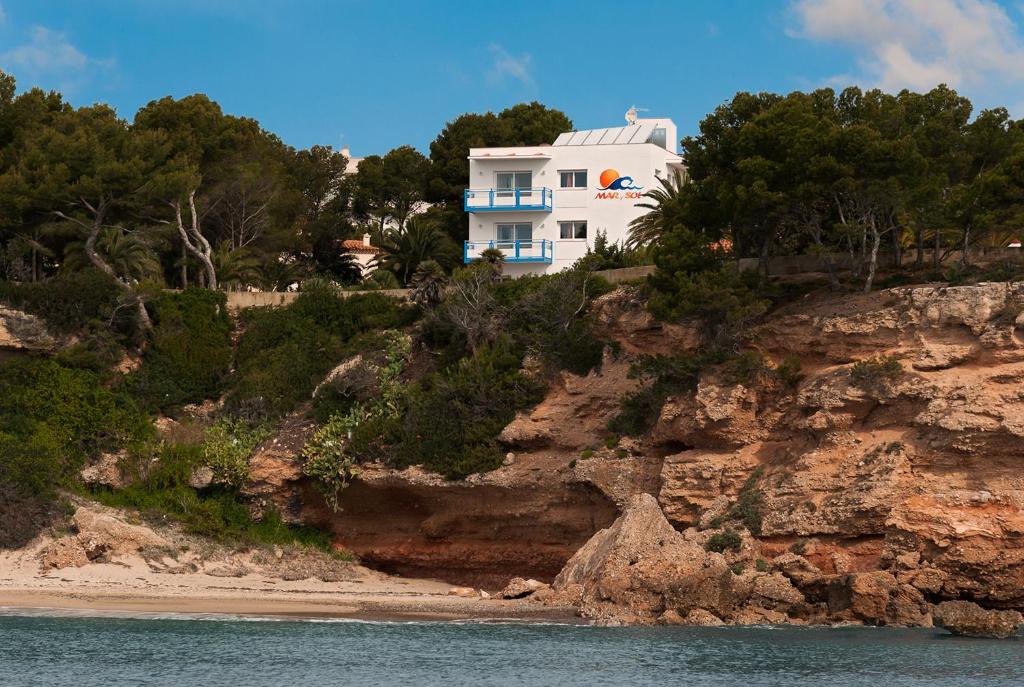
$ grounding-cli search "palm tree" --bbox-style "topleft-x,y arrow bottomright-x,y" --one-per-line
212,242 -> 263,291
411,259 -> 448,307
476,247 -> 505,282
626,169 -> 689,250
62,226 -> 162,283
377,217 -> 458,285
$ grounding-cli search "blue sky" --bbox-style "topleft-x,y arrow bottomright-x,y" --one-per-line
2,1 -> 1024,156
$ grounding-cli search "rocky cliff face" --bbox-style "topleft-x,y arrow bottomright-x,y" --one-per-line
0,305 -> 58,355
256,282 -> 1024,627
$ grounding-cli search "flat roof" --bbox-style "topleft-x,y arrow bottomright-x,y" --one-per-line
552,120 -> 668,147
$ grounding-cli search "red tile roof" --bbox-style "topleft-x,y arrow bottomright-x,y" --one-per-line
341,239 -> 382,255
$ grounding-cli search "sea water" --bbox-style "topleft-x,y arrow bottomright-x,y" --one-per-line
0,609 -> 1020,686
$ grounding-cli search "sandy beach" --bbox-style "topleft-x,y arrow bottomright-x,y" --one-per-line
0,503 -> 577,623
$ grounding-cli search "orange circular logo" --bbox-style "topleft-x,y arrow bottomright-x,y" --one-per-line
598,169 -> 620,188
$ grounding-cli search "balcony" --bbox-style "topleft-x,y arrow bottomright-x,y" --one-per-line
463,239 -> 553,264
463,187 -> 553,213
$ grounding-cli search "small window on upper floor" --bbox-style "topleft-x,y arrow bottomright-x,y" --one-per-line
559,170 -> 587,188
559,221 -> 587,240
649,128 -> 667,150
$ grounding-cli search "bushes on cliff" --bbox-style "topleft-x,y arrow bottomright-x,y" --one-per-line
96,442 -> 331,548
0,359 -> 151,487
0,269 -> 130,336
226,283 -> 416,419
394,336 -> 545,479
609,351 -> 726,436
648,264 -> 768,345
302,331 -> 410,507
203,419 -> 273,487
126,289 -> 233,412
436,261 -> 612,376
0,358 -> 151,545
850,356 -> 903,389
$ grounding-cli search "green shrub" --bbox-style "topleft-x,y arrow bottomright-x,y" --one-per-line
705,530 -> 743,553
94,442 -> 332,549
227,286 -> 415,420
790,538 -> 809,555
580,448 -> 594,460
850,356 -> 903,388
126,289 -> 233,412
304,331 -> 411,506
608,351 -> 724,437
604,435 -> 620,449
648,257 -> 768,345
439,265 -> 612,376
0,359 -> 151,489
0,358 -> 151,544
202,419 -> 273,487
773,355 -> 804,389
755,558 -> 770,572
301,412 -> 362,511
729,561 -> 746,575
0,269 -> 128,335
728,466 -> 765,534
723,350 -> 770,386
394,336 -> 544,479
502,269 -> 612,376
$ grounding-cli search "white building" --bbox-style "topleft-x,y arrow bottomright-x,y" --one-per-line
464,109 -> 685,276
341,233 -> 382,277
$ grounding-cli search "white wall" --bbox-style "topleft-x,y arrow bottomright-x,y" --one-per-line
466,141 -> 682,274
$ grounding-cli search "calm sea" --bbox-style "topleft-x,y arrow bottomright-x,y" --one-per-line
0,609 -> 1020,686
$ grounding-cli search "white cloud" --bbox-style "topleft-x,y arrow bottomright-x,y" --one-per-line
789,0 -> 1024,95
0,25 -> 115,93
486,43 -> 534,89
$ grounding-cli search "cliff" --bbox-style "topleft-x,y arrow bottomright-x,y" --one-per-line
249,281 -> 1024,626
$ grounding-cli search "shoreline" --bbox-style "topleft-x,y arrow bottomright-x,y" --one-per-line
0,587 -> 581,624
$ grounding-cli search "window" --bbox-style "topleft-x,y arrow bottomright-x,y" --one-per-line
648,127 -> 667,150
559,170 -> 587,188
559,221 -> 587,240
496,171 -> 532,197
496,223 -> 532,243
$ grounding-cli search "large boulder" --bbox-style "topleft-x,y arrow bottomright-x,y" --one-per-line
0,305 -> 58,353
934,600 -> 1022,639
500,577 -> 549,599
827,571 -> 930,626
552,494 -> 739,623
72,506 -> 169,559
79,451 -> 127,490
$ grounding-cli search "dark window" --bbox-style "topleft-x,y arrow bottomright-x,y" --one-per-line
559,221 -> 587,239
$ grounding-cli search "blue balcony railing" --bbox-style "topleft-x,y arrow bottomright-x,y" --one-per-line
463,239 -> 553,264
463,187 -> 553,212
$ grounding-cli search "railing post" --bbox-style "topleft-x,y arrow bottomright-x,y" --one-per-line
515,240 -> 521,260
514,188 -> 520,209
489,189 -> 494,208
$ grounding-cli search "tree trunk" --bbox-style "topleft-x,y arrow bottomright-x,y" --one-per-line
960,225 -> 971,266
171,190 -> 217,290
914,226 -> 924,267
891,226 -> 902,269
933,226 -> 941,269
180,239 -> 189,289
864,224 -> 881,293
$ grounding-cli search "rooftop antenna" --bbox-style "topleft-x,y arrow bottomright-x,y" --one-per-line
625,105 -> 649,125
